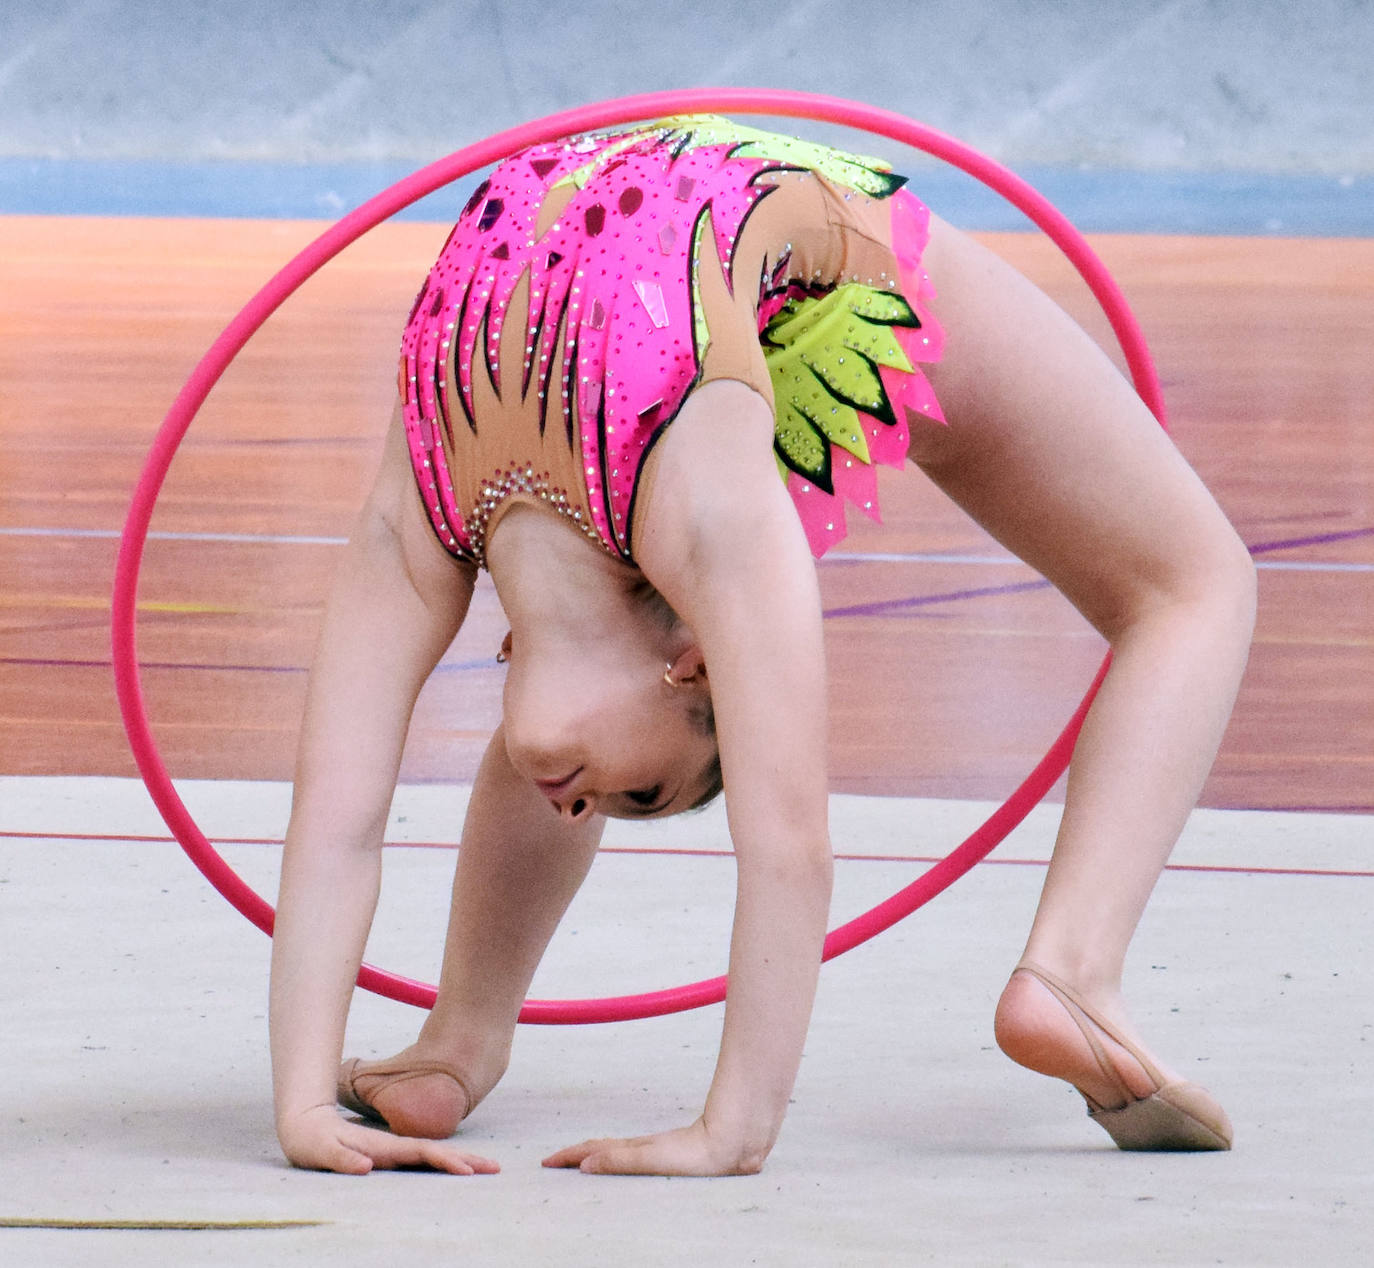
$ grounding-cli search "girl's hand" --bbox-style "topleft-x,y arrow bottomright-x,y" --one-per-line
277,1105 -> 500,1176
541,1118 -> 766,1177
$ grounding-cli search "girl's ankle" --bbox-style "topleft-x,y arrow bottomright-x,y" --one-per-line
412,1028 -> 511,1105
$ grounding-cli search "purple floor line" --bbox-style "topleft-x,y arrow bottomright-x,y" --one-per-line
11,526 -> 1367,674
821,524 -> 1373,621
822,577 -> 1052,620
1,655 -> 495,675
1245,525 -> 1374,555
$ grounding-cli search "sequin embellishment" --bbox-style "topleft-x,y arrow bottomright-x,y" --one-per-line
460,465 -> 603,567
396,115 -> 944,564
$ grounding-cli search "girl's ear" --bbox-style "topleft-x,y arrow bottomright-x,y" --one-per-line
663,645 -> 708,688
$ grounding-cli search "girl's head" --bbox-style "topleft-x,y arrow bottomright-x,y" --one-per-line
500,579 -> 722,822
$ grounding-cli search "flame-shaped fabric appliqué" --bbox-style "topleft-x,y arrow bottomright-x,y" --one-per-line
760,189 -> 945,556
398,116 -> 941,562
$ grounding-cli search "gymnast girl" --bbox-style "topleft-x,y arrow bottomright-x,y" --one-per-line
269,116 -> 1255,1176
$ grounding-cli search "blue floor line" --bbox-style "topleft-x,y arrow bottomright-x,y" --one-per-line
2,155 -> 1369,236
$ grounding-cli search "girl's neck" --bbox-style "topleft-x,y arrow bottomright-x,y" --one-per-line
486,502 -> 642,647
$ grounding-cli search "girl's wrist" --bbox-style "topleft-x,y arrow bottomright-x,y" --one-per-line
701,1090 -> 784,1158
274,1098 -> 337,1132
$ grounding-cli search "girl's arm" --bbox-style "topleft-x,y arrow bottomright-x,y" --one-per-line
270,412 -> 493,1175
544,380 -> 834,1176
412,724 -> 606,1099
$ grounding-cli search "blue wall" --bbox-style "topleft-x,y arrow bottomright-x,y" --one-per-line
3,0 -> 1370,231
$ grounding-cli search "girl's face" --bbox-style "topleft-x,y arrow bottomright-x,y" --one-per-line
500,640 -> 718,822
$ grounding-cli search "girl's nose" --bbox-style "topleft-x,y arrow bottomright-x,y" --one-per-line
554,792 -> 597,822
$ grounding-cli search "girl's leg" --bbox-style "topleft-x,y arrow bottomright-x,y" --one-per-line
342,727 -> 603,1137
993,586 -> 1251,1119
905,218 -> 1256,1139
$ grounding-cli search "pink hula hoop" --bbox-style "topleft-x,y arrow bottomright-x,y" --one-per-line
111,88 -> 1164,1024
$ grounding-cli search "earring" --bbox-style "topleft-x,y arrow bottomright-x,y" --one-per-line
496,648 -> 510,664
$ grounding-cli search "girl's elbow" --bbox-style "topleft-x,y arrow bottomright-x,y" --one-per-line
740,831 -> 834,901
1166,533 -> 1256,647
790,834 -> 836,903
1205,525 -> 1258,636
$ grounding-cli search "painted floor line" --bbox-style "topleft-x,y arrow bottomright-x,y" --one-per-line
3,829 -> 1369,879
3,525 -> 1370,573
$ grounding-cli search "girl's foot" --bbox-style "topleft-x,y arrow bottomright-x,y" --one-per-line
337,1047 -> 475,1139
994,962 -> 1231,1150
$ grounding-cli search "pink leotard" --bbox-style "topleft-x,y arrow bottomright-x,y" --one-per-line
398,115 -> 944,565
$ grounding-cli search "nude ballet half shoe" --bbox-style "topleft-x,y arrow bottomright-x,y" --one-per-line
1012,960 -> 1233,1151
336,1056 -> 473,1137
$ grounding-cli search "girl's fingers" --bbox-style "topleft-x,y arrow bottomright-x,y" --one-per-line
578,1141 -> 663,1175
342,1123 -> 499,1174
543,1124 -> 748,1176
541,1137 -> 639,1169
326,1143 -> 375,1176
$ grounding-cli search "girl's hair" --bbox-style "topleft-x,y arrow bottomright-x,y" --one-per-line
686,696 -> 724,812
689,758 -> 725,812
631,576 -> 682,634
635,577 -> 724,812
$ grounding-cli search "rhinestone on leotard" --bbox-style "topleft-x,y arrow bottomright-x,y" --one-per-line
459,463 -> 615,568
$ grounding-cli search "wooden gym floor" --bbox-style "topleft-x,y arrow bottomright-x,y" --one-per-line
2,216 -> 1370,811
